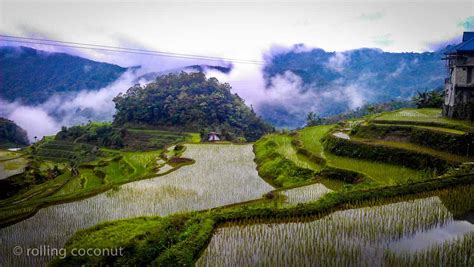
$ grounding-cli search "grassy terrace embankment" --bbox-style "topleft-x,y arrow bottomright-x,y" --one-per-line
53,173 -> 474,266
372,108 -> 474,131
1,144 -> 273,267
353,123 -> 472,156
0,129 -> 198,228
123,128 -> 200,151
49,106 -> 474,266
255,124 -> 429,188
6,108 -> 474,266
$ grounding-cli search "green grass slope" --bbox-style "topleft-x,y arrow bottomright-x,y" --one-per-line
255,108 -> 473,188
0,135 -> 195,227
373,108 -> 474,131
54,174 -> 474,266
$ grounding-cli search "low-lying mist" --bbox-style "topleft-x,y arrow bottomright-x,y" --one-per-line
0,41 -> 446,140
0,70 -> 149,142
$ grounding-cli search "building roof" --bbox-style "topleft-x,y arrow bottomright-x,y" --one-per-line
463,32 -> 474,42
444,32 -> 474,55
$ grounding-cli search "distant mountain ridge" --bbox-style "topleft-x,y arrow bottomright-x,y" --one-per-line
0,46 -> 235,106
0,45 -> 448,129
260,47 -> 446,127
0,46 -> 127,104
135,64 -> 233,82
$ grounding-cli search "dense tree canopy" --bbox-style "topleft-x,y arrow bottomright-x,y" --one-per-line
412,89 -> 444,109
0,117 -> 29,147
55,123 -> 124,148
113,72 -> 273,141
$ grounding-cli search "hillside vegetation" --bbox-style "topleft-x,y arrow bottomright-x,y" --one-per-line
55,122 -> 198,151
260,48 -> 445,127
254,108 -> 474,189
54,174 -> 474,266
0,46 -> 127,104
0,117 -> 29,148
4,107 -> 474,267
113,72 -> 273,141
0,123 -> 201,226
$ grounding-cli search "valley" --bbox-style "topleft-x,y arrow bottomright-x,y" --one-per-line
1,107 -> 472,266
1,3 -> 474,266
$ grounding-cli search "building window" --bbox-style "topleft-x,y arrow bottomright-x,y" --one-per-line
468,67 -> 473,84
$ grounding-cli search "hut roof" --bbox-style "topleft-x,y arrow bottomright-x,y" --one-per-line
444,32 -> 474,55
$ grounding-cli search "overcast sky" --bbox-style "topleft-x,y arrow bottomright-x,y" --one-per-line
1,0 -> 473,68
0,0 -> 473,139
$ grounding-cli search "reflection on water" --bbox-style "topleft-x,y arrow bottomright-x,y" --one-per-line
197,197 -> 474,266
389,220 -> 474,253
0,144 -> 273,267
458,210 -> 474,224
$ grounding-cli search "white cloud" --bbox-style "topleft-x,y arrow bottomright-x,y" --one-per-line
0,69 -> 150,141
326,52 -> 349,73
389,61 -> 407,78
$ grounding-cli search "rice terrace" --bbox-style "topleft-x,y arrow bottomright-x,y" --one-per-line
1,3 -> 474,266
1,104 -> 474,266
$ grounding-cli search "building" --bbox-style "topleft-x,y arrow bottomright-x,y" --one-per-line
208,132 -> 220,142
443,32 -> 474,120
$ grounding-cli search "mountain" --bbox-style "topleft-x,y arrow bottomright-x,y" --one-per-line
0,46 -> 127,104
0,117 -> 29,148
135,64 -> 233,82
260,47 -> 446,127
113,72 -> 273,141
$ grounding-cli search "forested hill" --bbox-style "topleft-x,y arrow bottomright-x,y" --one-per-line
260,47 -> 445,127
0,117 -> 29,148
113,72 -> 273,141
0,46 -> 127,104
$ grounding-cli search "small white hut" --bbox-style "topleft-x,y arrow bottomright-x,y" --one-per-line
208,132 -> 220,142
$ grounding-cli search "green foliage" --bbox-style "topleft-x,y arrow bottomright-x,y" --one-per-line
254,136 -> 315,187
323,134 -> 453,173
324,153 -> 426,185
56,124 -> 191,151
0,157 -> 65,199
56,123 -> 124,149
322,100 -> 414,125
0,117 -> 29,148
305,112 -> 322,127
297,125 -> 334,158
113,72 -> 273,141
293,125 -> 424,185
122,129 -> 191,151
373,108 -> 474,131
0,148 -> 167,226
55,174 -> 474,266
412,89 -> 444,108
34,139 -> 98,163
354,123 -> 474,156
152,216 -> 216,266
51,213 -> 215,267
271,134 -> 321,171
261,48 -> 444,127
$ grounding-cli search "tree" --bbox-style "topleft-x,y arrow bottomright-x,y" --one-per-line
112,72 -> 273,141
412,89 -> 444,108
0,117 -> 29,147
306,112 -> 322,127
367,106 -> 376,114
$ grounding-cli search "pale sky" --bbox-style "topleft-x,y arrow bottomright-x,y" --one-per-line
0,1 -> 473,68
